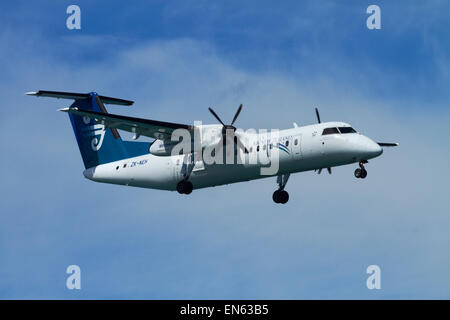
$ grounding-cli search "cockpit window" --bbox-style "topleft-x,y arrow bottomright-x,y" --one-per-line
338,127 -> 357,134
322,127 -> 339,135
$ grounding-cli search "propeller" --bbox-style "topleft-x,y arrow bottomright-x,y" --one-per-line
316,107 -> 328,173
315,107 -> 328,174
315,107 -> 321,123
208,104 -> 248,153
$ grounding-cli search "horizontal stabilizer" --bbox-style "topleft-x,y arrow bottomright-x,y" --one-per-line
25,90 -> 134,106
377,142 -> 399,147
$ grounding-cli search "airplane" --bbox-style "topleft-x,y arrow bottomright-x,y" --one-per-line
27,90 -> 398,204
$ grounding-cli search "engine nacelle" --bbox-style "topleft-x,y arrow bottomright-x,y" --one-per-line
149,139 -> 178,156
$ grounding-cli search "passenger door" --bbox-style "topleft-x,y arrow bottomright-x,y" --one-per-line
292,135 -> 302,159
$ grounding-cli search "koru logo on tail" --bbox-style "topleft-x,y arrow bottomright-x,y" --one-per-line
82,116 -> 105,151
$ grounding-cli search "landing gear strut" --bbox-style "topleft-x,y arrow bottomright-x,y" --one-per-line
273,174 -> 290,204
354,161 -> 368,179
177,153 -> 195,195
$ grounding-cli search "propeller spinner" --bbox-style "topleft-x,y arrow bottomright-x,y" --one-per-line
208,104 -> 248,153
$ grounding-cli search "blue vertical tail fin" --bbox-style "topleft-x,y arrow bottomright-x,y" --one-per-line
26,90 -> 150,169
68,93 -> 132,168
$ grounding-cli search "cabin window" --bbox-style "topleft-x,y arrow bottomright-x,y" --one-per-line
322,127 -> 339,135
257,146 -> 260,152
116,166 -> 119,170
249,147 -> 253,153
338,127 -> 357,134
294,139 -> 298,145
123,164 -> 127,168
269,144 -> 273,149
285,140 -> 289,146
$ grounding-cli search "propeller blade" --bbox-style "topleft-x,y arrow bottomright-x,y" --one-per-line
315,107 -> 321,124
208,107 -> 225,126
327,167 -> 332,174
231,104 -> 243,126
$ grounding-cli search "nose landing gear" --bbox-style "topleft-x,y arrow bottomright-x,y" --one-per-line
354,161 -> 368,179
273,173 -> 290,204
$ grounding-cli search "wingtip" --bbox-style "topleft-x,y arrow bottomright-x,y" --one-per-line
25,91 -> 38,96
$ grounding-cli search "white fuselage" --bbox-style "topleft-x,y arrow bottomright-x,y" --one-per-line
82,121 -> 383,191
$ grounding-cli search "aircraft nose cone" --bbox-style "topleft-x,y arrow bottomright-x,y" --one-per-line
365,140 -> 383,158
83,167 -> 95,180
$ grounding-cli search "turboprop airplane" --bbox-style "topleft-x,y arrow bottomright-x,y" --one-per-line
27,90 -> 398,204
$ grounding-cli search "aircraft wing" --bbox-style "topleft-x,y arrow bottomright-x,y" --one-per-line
60,107 -> 194,140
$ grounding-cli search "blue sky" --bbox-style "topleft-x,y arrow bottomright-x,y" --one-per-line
1,0 -> 450,299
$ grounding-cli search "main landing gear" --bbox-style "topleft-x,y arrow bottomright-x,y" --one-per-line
177,153 -> 195,195
177,180 -> 193,195
273,174 -> 290,204
354,160 -> 368,179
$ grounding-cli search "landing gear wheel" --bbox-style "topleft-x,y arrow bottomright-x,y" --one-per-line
273,190 -> 289,204
279,190 -> 289,204
184,181 -> 193,194
360,169 -> 367,179
176,181 -> 193,194
176,181 -> 185,194
354,162 -> 368,179
273,190 -> 281,203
